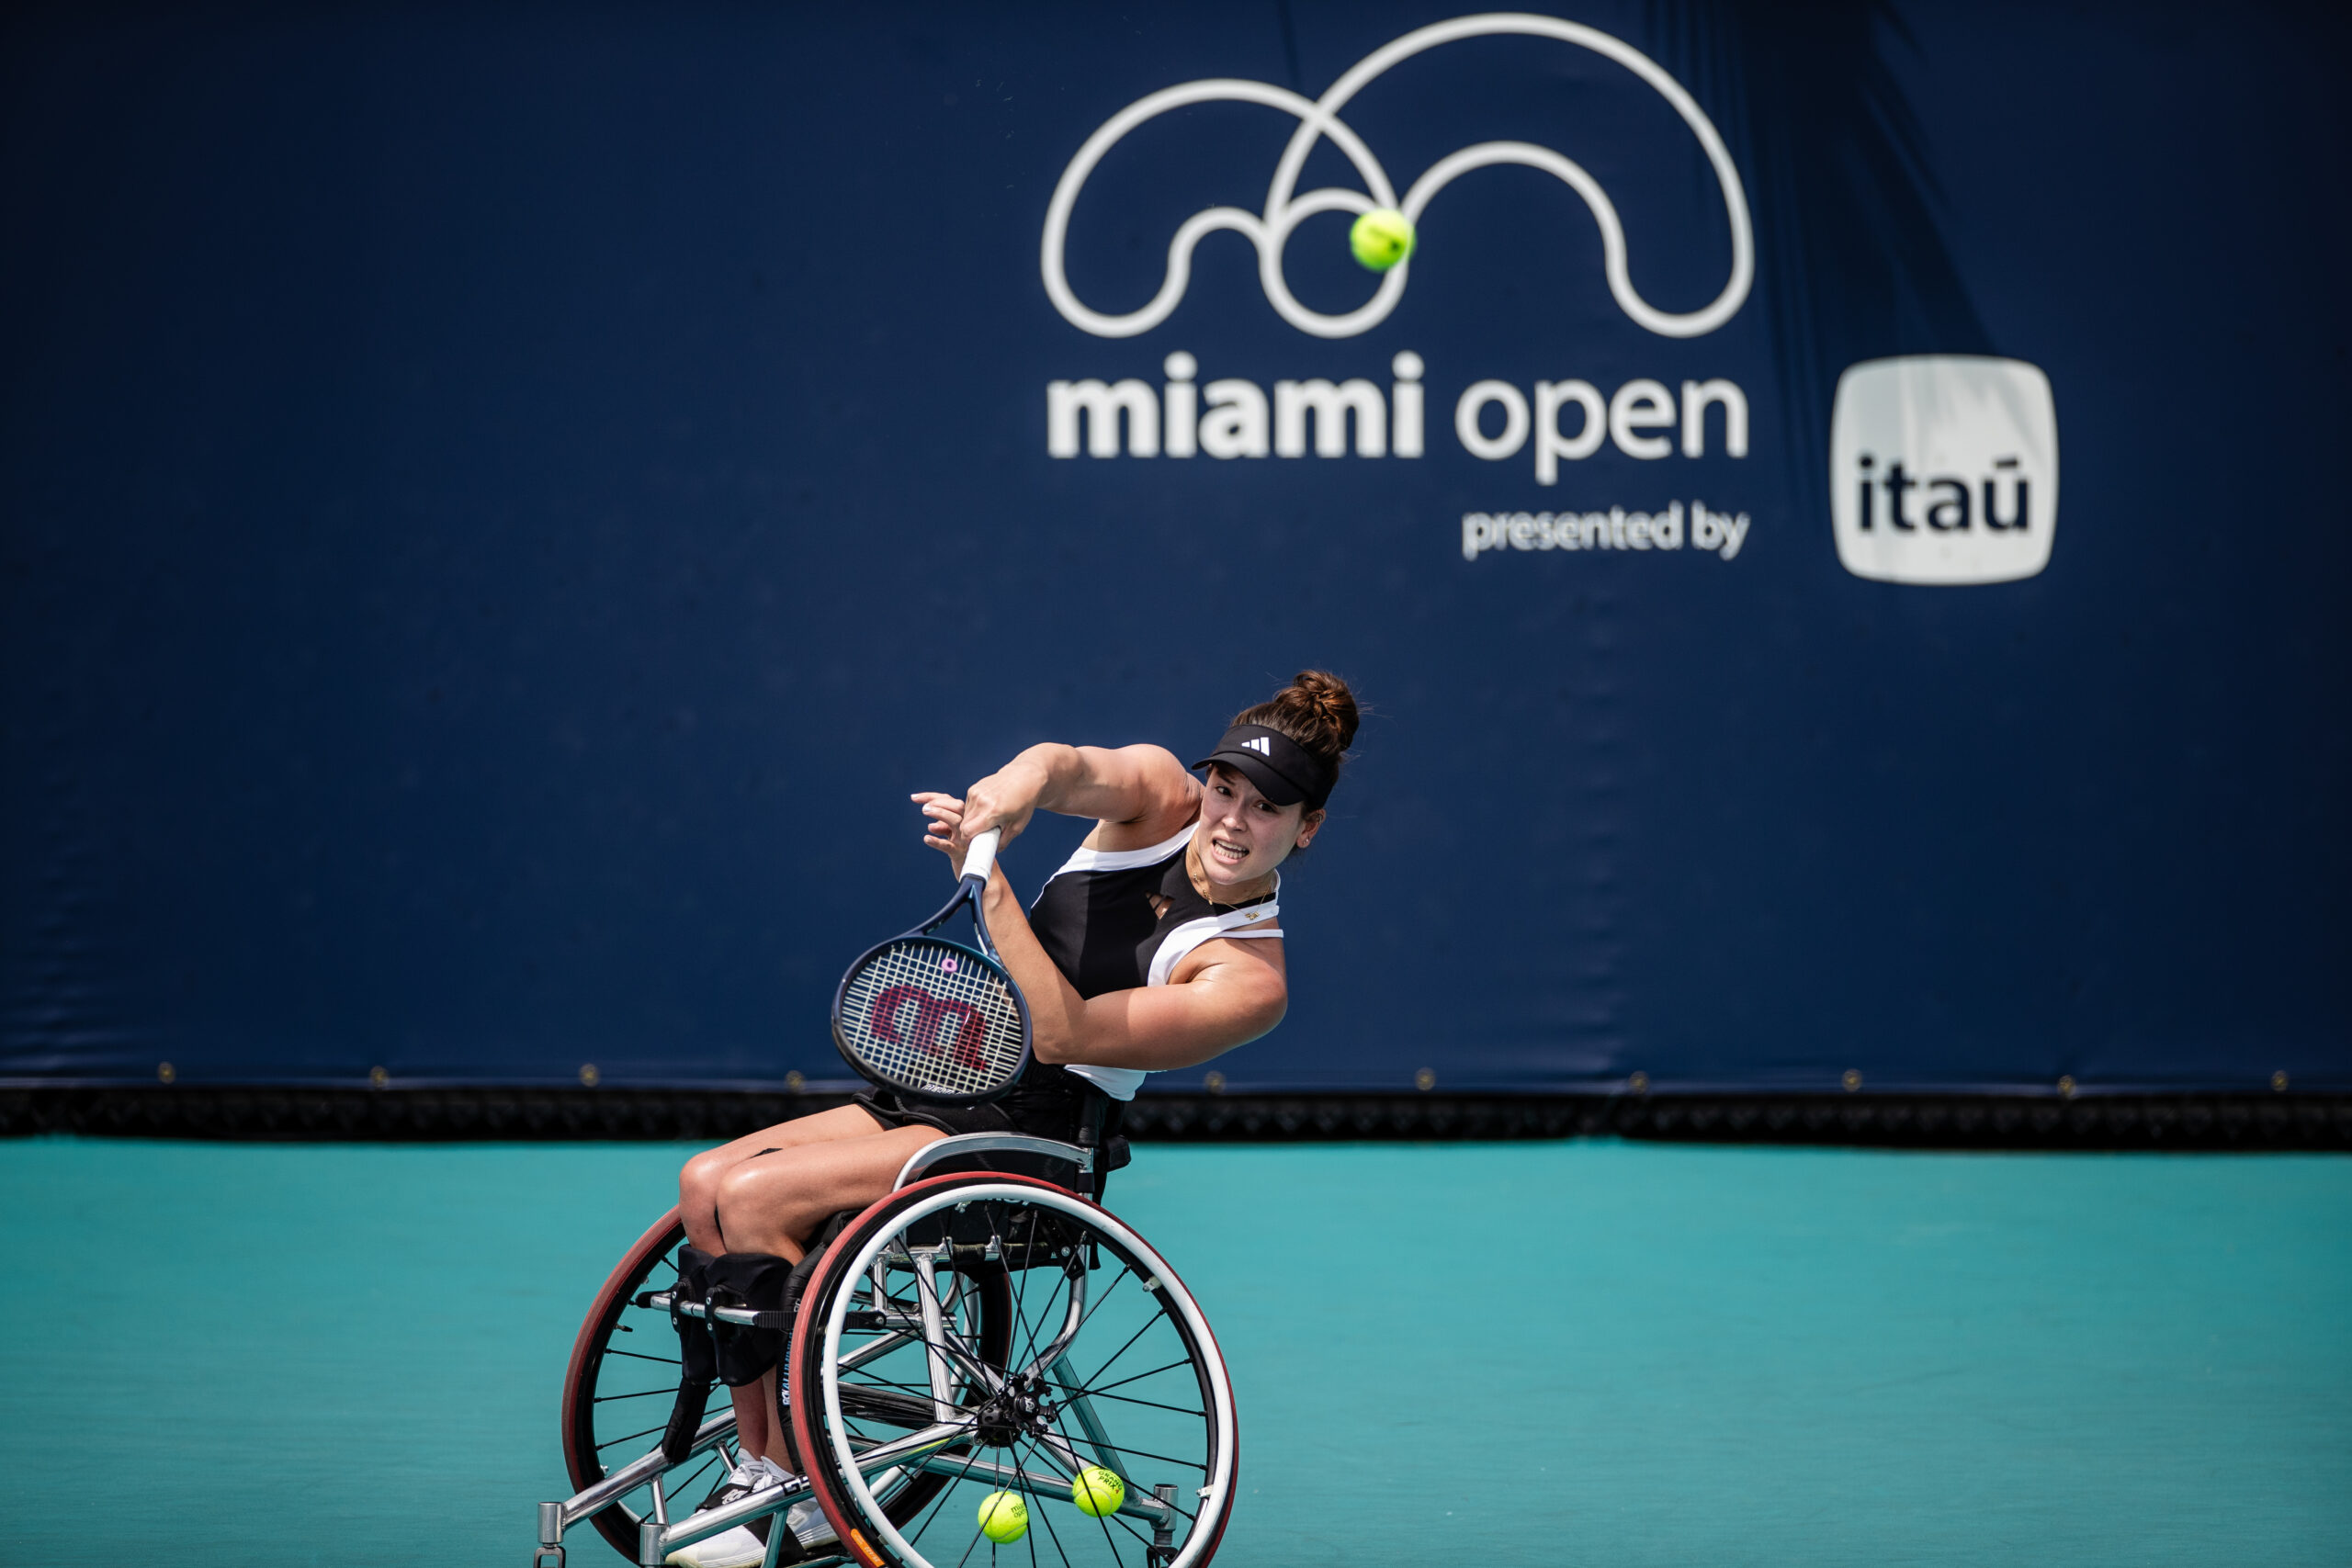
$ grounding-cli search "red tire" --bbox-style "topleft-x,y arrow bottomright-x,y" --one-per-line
560,1208 -> 691,1561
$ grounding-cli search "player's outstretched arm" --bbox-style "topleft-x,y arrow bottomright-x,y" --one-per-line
915,743 -> 1200,855
972,865 -> 1286,1071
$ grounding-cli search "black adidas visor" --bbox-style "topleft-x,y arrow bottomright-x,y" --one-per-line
1191,723 -> 1335,811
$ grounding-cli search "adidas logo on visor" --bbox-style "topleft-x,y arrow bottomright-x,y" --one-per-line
1242,737 -> 1272,756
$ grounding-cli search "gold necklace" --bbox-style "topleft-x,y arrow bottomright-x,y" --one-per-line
1188,829 -> 1272,910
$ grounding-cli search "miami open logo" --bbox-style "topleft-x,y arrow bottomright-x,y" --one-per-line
1041,12 -> 1754,341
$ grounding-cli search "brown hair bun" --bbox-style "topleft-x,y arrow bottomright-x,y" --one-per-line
1232,670 -> 1360,793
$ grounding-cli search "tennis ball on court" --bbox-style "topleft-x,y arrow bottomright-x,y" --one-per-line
1071,1466 -> 1125,1517
978,1490 -> 1029,1543
1349,209 -> 1415,272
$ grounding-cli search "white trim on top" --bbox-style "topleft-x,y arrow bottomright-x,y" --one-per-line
1146,891 -> 1283,987
1063,1063 -> 1148,1101
1046,821 -> 1199,880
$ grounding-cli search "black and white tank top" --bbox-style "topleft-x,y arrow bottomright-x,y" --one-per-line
1026,822 -> 1283,1100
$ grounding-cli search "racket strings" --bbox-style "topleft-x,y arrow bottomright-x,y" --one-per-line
838,937 -> 1023,1097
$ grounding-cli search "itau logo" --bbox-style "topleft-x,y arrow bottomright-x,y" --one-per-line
1829,357 -> 2059,585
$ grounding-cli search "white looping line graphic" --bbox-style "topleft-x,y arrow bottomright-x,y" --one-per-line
1041,12 -> 1754,341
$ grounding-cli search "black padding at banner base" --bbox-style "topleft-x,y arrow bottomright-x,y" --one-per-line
5,1088 -> 2347,1153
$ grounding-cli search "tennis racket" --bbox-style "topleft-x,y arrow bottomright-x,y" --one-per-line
830,829 -> 1033,1104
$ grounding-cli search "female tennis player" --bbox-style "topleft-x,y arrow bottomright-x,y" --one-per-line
659,671 -> 1357,1567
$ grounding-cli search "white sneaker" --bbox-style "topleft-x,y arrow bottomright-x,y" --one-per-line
783,1498 -> 838,1549
664,1461 -> 779,1568
748,1459 -> 838,1550
663,1524 -> 768,1568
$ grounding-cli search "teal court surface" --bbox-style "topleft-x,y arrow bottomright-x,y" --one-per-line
3,1135 -> 2346,1566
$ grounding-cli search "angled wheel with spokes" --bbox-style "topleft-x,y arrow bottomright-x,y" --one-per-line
789,1175 -> 1238,1568
560,1211 -> 725,1560
561,1206 -> 1017,1562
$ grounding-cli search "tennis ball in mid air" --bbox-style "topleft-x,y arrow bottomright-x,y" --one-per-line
978,1490 -> 1029,1543
1071,1467 -> 1126,1517
1349,209 -> 1416,272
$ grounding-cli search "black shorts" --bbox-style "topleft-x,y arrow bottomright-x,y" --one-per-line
854,1065 -> 1129,1190
854,1063 -> 1100,1142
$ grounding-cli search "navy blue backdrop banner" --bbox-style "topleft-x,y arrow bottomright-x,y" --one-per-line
3,3 -> 2346,1098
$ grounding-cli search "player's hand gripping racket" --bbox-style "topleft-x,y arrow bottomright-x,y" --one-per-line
830,829 -> 1032,1104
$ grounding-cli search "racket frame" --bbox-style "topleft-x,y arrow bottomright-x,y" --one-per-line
828,829 -> 1034,1106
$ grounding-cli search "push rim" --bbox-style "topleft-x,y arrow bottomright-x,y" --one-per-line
792,1175 -> 1238,1568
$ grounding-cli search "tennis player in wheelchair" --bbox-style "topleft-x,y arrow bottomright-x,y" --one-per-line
595,672 -> 1357,1568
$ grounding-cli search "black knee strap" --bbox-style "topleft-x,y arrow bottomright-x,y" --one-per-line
662,1245 -> 718,1464
707,1250 -> 796,1387
670,1246 -> 718,1382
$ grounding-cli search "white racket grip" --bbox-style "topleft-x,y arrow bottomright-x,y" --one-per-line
960,828 -> 1001,886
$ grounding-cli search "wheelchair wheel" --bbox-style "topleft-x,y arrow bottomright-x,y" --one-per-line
561,1207 -> 1018,1562
562,1210 -> 713,1560
788,1175 -> 1238,1568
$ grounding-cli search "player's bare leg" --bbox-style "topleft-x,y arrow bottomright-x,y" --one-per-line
697,1124 -> 941,1465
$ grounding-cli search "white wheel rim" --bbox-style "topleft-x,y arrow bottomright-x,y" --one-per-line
819,1180 -> 1237,1568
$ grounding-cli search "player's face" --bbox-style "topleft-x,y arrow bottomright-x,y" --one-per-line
1198,764 -> 1323,886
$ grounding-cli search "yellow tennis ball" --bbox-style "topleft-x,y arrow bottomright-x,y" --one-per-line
1071,1466 -> 1125,1517
1349,209 -> 1415,272
978,1490 -> 1029,1543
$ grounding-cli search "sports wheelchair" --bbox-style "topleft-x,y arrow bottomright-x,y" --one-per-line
535,1130 -> 1238,1568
